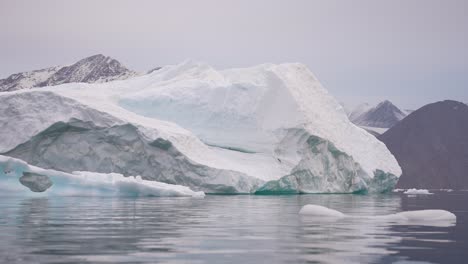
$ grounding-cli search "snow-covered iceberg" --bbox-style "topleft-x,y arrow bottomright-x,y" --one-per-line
0,61 -> 401,194
0,155 -> 204,197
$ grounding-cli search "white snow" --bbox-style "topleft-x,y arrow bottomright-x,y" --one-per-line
116,61 -> 401,178
0,60 -> 402,194
348,103 -> 372,121
2,66 -> 62,91
404,189 -> 433,195
299,205 -> 456,226
0,155 -> 205,198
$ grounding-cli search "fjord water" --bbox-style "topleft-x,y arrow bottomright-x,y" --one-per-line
1,192 -> 467,264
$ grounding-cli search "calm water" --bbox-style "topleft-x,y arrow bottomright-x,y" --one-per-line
1,192 -> 467,264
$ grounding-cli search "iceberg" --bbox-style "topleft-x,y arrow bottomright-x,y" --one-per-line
299,205 -> 456,227
0,155 -> 204,197
0,61 -> 401,194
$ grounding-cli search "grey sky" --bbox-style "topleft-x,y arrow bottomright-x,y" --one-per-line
1,0 -> 467,109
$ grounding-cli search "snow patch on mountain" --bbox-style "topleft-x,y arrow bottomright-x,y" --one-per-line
0,54 -> 137,92
348,103 -> 372,121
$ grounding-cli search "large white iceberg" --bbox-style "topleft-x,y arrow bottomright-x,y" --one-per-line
0,61 -> 401,194
0,155 -> 204,197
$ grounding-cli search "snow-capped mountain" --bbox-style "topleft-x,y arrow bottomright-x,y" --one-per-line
0,54 -> 138,92
349,100 -> 407,128
379,100 -> 468,190
0,61 -> 401,194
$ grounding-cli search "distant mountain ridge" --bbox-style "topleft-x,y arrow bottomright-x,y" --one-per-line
0,54 -> 139,92
348,100 -> 407,129
379,100 -> 468,189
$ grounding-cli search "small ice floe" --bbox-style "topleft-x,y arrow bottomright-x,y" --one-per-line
403,188 -> 433,195
299,205 -> 456,227
440,189 -> 454,192
298,204 -> 346,218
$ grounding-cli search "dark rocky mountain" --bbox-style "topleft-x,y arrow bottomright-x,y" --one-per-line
379,100 -> 468,189
0,54 -> 137,92
351,100 -> 407,128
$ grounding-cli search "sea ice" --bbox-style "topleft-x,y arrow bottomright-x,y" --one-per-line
403,189 -> 433,195
299,205 -> 456,227
299,204 -> 346,218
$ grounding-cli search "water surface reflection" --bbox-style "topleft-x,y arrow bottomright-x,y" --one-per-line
0,193 -> 466,263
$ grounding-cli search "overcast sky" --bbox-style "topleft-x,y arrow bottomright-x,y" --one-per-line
1,0 -> 467,109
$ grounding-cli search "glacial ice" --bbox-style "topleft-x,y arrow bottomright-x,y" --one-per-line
0,61 -> 402,194
255,133 -> 398,194
299,204 -> 346,218
0,155 -> 205,197
0,92 -> 261,194
403,189 -> 433,195
299,205 -> 456,227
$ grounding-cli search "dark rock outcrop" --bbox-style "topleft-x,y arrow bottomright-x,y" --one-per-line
379,100 -> 468,189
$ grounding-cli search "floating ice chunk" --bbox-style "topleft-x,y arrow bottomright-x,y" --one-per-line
391,210 -> 456,222
375,210 -> 456,227
403,188 -> 433,195
299,204 -> 456,227
0,155 -> 204,198
299,204 -> 346,218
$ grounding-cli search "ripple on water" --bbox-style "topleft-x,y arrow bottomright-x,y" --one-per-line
0,192 -> 467,264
